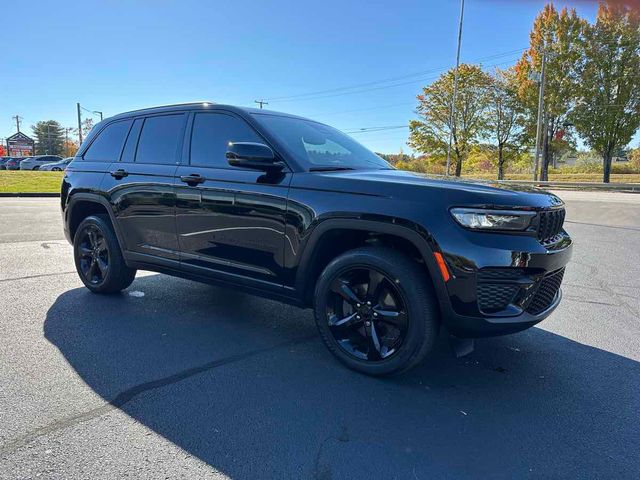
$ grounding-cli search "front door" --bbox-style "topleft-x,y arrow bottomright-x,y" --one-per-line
175,111 -> 291,286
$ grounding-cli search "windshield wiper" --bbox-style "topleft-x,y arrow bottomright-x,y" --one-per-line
309,166 -> 355,172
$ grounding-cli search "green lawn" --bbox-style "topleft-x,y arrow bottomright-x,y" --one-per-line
1,169 -> 638,194
462,173 -> 640,183
0,171 -> 64,193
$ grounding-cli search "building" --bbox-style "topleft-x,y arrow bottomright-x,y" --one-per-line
6,132 -> 35,157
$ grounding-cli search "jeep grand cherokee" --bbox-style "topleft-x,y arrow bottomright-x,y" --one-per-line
61,102 -> 572,375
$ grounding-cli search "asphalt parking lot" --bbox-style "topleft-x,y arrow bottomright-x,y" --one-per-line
1,191 -> 639,479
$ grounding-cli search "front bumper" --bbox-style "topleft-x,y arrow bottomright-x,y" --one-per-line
436,230 -> 573,338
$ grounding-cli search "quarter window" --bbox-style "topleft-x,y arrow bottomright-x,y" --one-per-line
135,115 -> 185,164
83,120 -> 132,162
190,113 -> 262,168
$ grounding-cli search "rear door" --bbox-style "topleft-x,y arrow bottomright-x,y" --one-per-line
100,113 -> 187,262
175,111 -> 291,286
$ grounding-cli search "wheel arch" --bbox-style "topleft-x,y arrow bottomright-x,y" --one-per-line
295,218 -> 448,310
66,194 -> 126,252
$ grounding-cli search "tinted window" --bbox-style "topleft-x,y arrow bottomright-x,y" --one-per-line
253,114 -> 390,170
120,118 -> 143,163
83,120 -> 132,162
136,115 -> 185,164
190,113 -> 262,168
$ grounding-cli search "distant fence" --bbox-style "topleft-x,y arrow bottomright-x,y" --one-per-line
493,180 -> 640,193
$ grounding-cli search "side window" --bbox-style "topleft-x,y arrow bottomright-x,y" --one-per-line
190,113 -> 262,168
120,118 -> 143,163
83,120 -> 132,162
135,114 -> 185,164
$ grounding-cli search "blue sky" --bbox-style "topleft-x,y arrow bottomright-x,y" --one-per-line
1,0 -> 609,154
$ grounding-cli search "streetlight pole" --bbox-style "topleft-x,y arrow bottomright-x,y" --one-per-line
93,111 -> 103,121
445,0 -> 465,177
533,50 -> 547,181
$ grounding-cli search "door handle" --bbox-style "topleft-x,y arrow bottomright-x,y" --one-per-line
180,174 -> 205,185
110,169 -> 128,179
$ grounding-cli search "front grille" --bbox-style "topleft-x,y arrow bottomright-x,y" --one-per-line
537,209 -> 566,243
526,268 -> 565,315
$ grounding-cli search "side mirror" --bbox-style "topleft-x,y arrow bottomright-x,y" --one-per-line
226,142 -> 283,171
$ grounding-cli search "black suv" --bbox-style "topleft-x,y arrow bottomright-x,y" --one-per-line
61,102 -> 572,375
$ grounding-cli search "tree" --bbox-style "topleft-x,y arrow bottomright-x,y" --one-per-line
32,121 -> 65,155
62,138 -> 79,157
514,4 -> 586,180
487,68 -> 522,179
82,118 -> 94,139
409,64 -> 492,176
571,2 -> 640,183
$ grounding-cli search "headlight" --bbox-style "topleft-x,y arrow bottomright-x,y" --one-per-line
450,208 -> 535,231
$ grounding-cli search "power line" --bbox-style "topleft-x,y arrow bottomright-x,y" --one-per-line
264,58 -> 520,105
342,125 -> 409,134
308,101 -> 416,118
262,47 -> 526,103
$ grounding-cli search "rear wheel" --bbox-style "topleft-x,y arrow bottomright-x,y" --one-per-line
314,246 -> 440,376
73,215 -> 136,293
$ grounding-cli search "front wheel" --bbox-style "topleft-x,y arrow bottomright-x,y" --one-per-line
314,246 -> 440,376
73,215 -> 136,293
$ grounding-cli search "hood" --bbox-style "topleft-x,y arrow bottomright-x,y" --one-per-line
309,169 -> 564,210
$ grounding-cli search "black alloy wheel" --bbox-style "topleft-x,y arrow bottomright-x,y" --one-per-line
77,224 -> 110,286
314,246 -> 440,376
326,267 -> 408,361
73,215 -> 137,293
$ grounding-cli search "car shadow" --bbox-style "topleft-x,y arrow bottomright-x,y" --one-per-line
44,274 -> 639,479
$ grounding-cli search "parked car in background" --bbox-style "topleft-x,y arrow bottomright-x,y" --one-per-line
40,157 -> 73,171
5,157 -> 25,170
0,157 -> 11,170
19,155 -> 63,170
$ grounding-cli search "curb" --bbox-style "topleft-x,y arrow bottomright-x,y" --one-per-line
0,192 -> 61,198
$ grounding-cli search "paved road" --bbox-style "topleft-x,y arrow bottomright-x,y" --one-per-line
0,193 -> 639,479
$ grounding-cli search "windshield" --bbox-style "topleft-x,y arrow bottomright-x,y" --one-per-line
254,114 -> 391,171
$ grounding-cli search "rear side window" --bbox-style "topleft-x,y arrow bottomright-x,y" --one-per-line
135,114 -> 185,164
190,113 -> 262,168
83,120 -> 132,162
120,118 -> 143,163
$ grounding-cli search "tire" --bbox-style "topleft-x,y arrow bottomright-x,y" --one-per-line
73,215 -> 136,293
52,167 -> 61,171
33,166 -> 40,171
314,246 -> 440,376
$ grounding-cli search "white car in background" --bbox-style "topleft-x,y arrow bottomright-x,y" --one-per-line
39,157 -> 73,171
19,155 -> 63,170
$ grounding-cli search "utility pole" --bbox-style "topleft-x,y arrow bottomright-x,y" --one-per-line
533,50 -> 547,181
12,115 -> 22,133
77,103 -> 83,145
445,0 -> 465,177
254,99 -> 268,109
93,111 -> 103,121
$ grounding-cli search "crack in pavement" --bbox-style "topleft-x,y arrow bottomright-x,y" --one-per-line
0,334 -> 317,456
0,271 -> 77,283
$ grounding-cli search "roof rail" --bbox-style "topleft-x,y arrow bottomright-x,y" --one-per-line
114,101 -> 216,117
